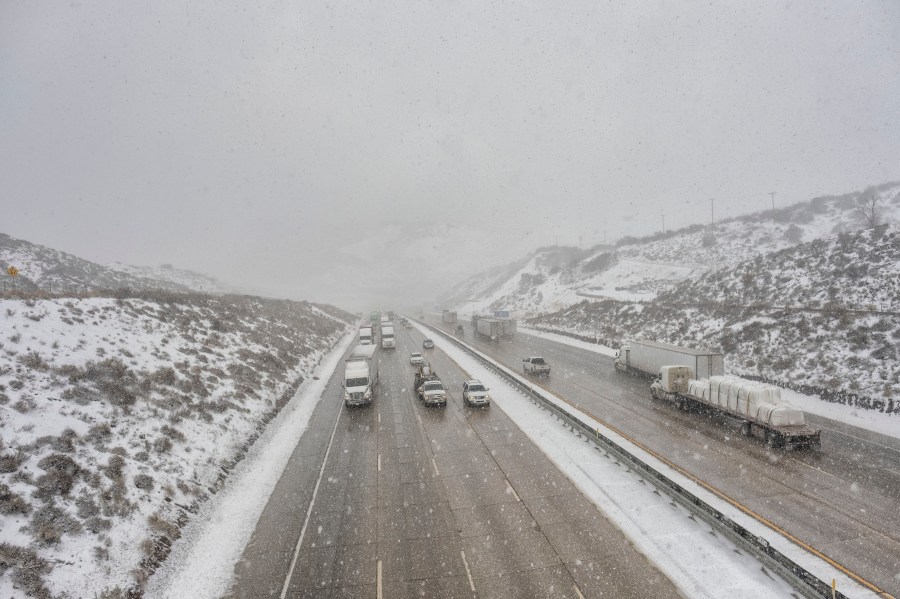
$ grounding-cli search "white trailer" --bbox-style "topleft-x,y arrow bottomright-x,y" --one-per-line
442,310 -> 458,324
615,340 -> 724,379
650,366 -> 821,450
359,326 -> 373,345
343,344 -> 379,407
475,317 -> 502,341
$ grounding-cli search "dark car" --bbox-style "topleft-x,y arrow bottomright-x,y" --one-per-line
423,338 -> 434,349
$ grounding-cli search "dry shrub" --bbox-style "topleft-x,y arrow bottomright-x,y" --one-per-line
34,453 -> 81,500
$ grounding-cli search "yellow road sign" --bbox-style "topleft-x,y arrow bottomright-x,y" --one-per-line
6,266 -> 18,277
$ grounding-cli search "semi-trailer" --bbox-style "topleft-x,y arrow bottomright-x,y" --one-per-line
342,344 -> 379,408
442,310 -> 458,324
650,365 -> 821,450
475,317 -> 502,341
358,326 -> 374,345
615,339 -> 724,379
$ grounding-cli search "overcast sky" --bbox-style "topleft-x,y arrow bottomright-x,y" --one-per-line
2,1 -> 899,307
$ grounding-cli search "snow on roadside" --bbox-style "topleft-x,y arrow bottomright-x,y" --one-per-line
144,330 -> 354,599
518,326 -> 617,357
520,326 -> 900,441
427,334 -> 789,597
419,323 -> 878,599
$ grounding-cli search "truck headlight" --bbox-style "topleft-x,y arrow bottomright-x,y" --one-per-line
344,391 -> 350,400
364,390 -> 371,399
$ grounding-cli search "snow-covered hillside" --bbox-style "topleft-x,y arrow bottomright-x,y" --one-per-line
444,182 -> 900,316
530,226 -> 900,412
106,263 -> 232,295
0,294 -> 351,598
0,233 -> 231,295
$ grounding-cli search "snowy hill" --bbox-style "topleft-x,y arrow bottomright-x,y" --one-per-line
530,225 -> 900,411
0,233 -> 232,294
444,182 -> 900,316
107,263 -> 232,295
0,293 -> 351,597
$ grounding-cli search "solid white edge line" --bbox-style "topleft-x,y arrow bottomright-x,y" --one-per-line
460,550 -> 476,592
431,457 -> 440,476
279,398 -> 344,598
573,583 -> 586,599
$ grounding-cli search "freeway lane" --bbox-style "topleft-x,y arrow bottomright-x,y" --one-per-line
432,318 -> 900,598
226,326 -> 680,598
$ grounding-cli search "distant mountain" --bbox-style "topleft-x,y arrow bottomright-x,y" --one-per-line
443,182 -> 900,316
0,232 -> 231,294
297,221 -> 545,310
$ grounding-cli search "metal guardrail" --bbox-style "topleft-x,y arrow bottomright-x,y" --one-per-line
412,317 -> 890,599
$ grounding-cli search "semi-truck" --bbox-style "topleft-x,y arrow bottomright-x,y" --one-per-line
381,325 -> 395,349
615,340 -> 724,379
442,310 -> 458,324
359,326 -> 373,345
342,344 -> 379,408
475,317 -> 502,341
650,365 -> 821,450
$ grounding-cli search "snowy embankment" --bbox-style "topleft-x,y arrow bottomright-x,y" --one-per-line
518,326 -> 900,440
420,323 -> 878,599
145,330 -> 354,598
0,294 -> 350,598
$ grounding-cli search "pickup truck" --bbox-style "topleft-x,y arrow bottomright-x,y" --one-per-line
409,352 -> 425,366
417,379 -> 447,407
523,356 -> 551,377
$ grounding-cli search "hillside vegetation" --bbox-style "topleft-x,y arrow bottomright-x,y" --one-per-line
0,292 -> 351,597
531,226 -> 900,412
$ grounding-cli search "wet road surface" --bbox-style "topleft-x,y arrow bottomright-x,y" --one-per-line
433,318 -> 900,598
226,325 -> 680,598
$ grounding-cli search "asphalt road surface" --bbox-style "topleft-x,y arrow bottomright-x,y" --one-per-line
225,326 -> 680,598
434,318 -> 900,598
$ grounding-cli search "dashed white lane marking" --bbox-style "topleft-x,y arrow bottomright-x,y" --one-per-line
460,550 -> 476,592
432,457 -> 440,476
573,583 -> 586,599
378,412 -> 381,424
505,479 -> 521,502
280,400 -> 344,599
376,559 -> 383,599
378,454 -> 382,472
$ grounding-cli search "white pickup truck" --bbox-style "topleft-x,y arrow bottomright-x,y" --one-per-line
523,356 -> 550,377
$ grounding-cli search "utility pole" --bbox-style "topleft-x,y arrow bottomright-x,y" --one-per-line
710,198 -> 715,226
662,214 -> 666,234
769,191 -> 777,222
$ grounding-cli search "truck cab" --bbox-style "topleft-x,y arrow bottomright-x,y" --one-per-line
381,326 -> 395,349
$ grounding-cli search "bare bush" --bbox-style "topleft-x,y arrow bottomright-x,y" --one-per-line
0,483 -> 31,515
34,453 -> 81,500
134,474 -> 154,491
0,543 -> 52,599
27,504 -> 83,546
